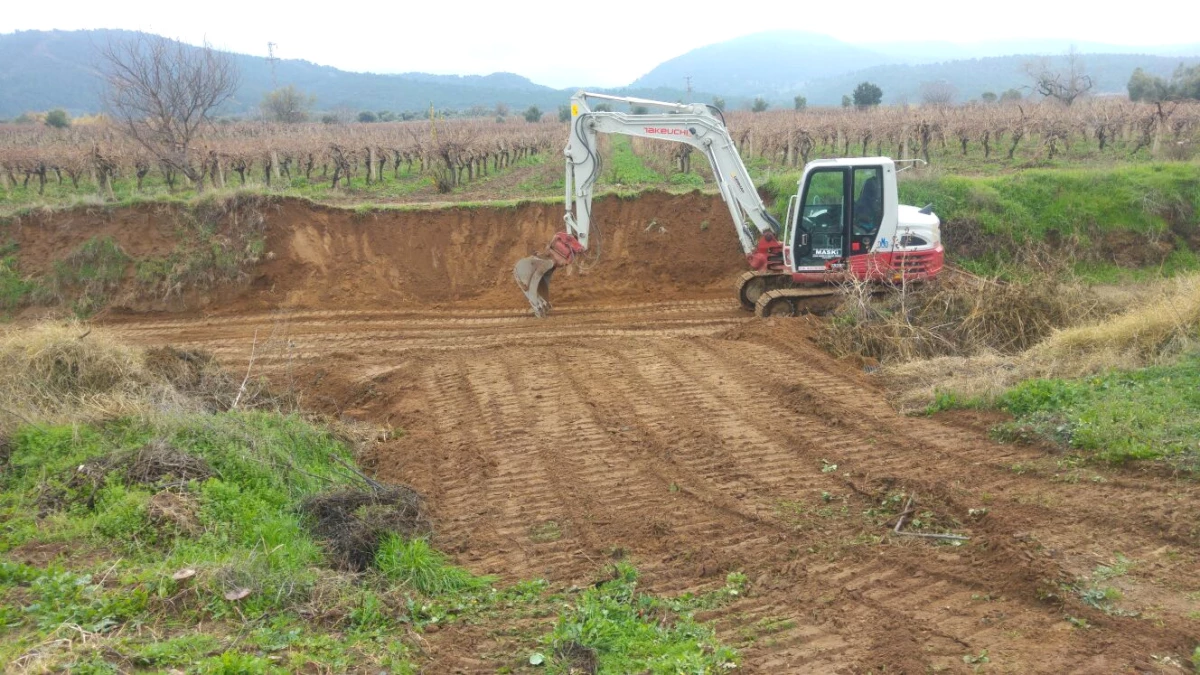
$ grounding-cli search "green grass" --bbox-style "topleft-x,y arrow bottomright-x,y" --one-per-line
600,136 -> 664,186
898,163 -> 1200,241
375,536 -> 494,595
0,242 -> 35,313
538,562 -> 741,674
991,353 -> 1200,471
0,412 -> 420,669
39,236 -> 130,316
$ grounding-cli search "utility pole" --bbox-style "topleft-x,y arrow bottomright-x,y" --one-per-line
684,76 -> 693,102
267,42 -> 279,89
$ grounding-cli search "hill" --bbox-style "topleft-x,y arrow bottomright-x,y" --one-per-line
629,30 -> 1200,105
0,29 -> 731,119
0,29 -> 572,118
801,53 -> 1200,105
630,31 -> 891,96
3,29 -> 1198,118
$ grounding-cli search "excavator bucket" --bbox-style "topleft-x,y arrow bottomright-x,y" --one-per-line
513,254 -> 556,317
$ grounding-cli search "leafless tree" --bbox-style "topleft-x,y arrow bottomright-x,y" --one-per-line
99,33 -> 239,192
919,80 -> 958,107
1025,47 -> 1093,107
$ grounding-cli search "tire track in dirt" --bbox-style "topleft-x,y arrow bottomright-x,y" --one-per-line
679,338 -> 1200,662
569,342 -> 1099,671
419,357 -> 590,583
696,337 -> 1200,572
98,303 -> 1200,672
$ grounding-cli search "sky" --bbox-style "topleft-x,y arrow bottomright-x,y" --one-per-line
3,0 -> 1197,88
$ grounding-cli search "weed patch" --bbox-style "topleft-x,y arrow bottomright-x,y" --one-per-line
539,562 -> 739,673
39,236 -> 129,316
993,356 -> 1200,470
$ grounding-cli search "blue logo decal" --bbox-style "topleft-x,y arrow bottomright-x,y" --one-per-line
877,237 -> 889,248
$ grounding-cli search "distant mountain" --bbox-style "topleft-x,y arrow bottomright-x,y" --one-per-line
627,30 -> 1200,104
800,53 -> 1200,106
0,29 -> 738,119
2,29 -> 1198,119
871,39 -> 1200,64
0,29 -> 577,118
630,31 -> 891,96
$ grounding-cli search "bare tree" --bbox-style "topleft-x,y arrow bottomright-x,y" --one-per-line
1025,47 -> 1093,107
919,80 -> 957,107
100,34 -> 239,192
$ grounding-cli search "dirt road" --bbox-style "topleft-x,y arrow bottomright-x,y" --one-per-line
105,298 -> 1200,673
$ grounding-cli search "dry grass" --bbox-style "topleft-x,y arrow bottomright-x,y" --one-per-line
883,274 -> 1200,411
0,320 -> 191,433
0,320 -> 279,434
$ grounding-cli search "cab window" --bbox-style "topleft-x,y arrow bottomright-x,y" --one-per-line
851,167 -> 883,251
799,169 -> 845,262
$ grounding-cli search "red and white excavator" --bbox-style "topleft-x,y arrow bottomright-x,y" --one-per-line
513,91 -> 944,317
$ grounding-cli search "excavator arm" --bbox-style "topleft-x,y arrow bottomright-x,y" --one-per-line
514,92 -> 779,317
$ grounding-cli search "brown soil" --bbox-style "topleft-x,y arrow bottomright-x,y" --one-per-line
25,195 -> 1198,672
5,191 -> 745,316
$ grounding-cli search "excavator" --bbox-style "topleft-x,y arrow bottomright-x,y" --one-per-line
513,92 -> 944,317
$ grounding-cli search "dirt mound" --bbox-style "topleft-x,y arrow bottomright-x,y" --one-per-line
8,192 -> 747,315
254,191 -> 744,311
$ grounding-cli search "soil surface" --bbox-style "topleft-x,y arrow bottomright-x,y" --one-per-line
52,196 -> 1200,672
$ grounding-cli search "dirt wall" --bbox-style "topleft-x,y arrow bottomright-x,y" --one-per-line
4,192 -> 749,315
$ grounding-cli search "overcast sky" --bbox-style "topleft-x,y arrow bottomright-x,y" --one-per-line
4,0 -> 1196,87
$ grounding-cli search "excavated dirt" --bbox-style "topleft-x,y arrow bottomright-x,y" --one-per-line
35,196 -> 1200,672
5,191 -> 745,315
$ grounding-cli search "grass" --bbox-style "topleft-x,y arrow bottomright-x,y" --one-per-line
599,136 -> 664,187
375,536 -> 494,595
40,236 -> 129,317
537,562 -> 741,674
992,354 -> 1200,470
899,163 -> 1198,239
0,247 -> 34,314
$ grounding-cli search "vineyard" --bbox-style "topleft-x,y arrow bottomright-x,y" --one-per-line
1,99 -> 1198,204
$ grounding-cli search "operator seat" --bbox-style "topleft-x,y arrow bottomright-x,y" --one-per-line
854,175 -> 881,232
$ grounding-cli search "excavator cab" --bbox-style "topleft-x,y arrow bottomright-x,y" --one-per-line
786,158 -> 943,284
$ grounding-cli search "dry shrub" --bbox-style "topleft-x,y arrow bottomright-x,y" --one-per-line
820,271 -> 1098,363
883,274 -> 1200,411
141,345 -> 263,411
1039,274 -> 1200,359
54,440 -> 215,514
121,439 -> 215,486
301,485 -> 431,572
555,641 -> 599,674
0,320 -> 191,432
0,321 -> 284,434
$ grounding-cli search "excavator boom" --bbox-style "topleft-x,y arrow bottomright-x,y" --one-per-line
514,91 -> 779,317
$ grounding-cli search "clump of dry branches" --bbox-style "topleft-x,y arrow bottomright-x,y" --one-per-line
301,486 -> 432,572
819,270 -> 1099,363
